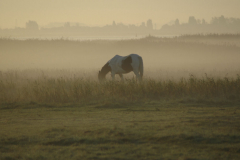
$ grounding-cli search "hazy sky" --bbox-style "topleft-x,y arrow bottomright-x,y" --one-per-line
1,0 -> 240,29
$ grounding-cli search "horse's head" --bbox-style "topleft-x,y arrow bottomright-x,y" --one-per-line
98,70 -> 106,82
98,62 -> 111,82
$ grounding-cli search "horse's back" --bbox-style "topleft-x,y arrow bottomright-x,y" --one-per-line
109,55 -> 122,60
129,53 -> 141,58
107,55 -> 123,72
109,54 -> 140,62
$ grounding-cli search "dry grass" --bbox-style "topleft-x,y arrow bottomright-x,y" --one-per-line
0,70 -> 240,104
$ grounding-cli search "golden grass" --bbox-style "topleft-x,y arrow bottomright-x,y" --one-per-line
0,70 -> 240,104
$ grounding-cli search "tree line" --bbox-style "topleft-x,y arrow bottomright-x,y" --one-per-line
161,15 -> 240,34
1,16 -> 240,36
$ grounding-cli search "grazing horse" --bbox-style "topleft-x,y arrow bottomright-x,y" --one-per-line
98,54 -> 143,81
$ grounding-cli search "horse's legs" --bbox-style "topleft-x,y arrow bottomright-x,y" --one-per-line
111,72 -> 115,81
119,74 -> 124,81
133,70 -> 141,81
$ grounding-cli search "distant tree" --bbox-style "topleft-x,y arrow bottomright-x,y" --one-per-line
219,15 -> 227,24
197,19 -> 201,24
211,15 -> 227,25
188,16 -> 197,25
140,22 -> 146,27
175,19 -> 180,25
229,17 -> 240,25
64,22 -> 70,28
112,21 -> 116,26
26,20 -> 39,30
147,19 -> 153,30
160,24 -> 170,31
117,22 -> 125,27
202,19 -> 206,25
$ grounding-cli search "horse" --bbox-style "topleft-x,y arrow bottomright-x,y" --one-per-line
98,54 -> 143,82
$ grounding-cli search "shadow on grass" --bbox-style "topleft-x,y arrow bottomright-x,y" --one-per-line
2,130 -> 240,147
151,134 -> 240,144
45,137 -> 144,146
46,135 -> 240,146
95,103 -> 127,109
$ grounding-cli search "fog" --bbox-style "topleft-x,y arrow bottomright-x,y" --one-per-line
1,0 -> 240,29
1,36 -> 240,80
1,0 -> 240,80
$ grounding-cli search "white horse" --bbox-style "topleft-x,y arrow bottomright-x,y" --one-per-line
98,54 -> 143,81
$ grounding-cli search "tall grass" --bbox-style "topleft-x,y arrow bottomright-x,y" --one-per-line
0,70 -> 239,104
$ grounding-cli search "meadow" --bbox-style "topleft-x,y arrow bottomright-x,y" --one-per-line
0,34 -> 240,159
0,69 -> 240,104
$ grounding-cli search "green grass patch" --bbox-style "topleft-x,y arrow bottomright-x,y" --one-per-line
0,101 -> 240,160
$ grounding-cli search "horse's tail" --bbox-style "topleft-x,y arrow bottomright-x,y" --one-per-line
138,56 -> 144,79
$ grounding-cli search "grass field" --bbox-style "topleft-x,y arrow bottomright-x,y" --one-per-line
0,70 -> 240,159
1,100 -> 240,160
0,70 -> 240,104
1,34 -> 240,159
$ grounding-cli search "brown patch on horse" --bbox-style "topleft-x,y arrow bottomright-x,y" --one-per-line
101,62 -> 111,73
98,62 -> 111,80
121,56 -> 133,73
